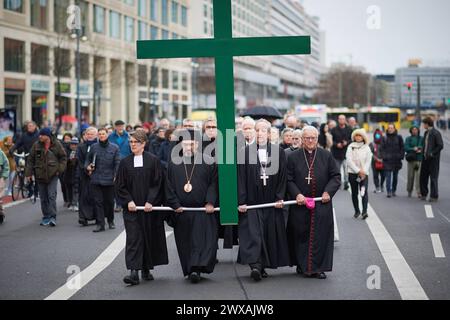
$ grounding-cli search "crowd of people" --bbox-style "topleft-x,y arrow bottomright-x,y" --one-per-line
0,113 -> 444,286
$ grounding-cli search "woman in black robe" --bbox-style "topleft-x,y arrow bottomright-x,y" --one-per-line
237,119 -> 290,281
116,130 -> 168,285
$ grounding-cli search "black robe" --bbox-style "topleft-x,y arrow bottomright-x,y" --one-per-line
76,142 -> 96,221
237,143 -> 290,269
115,152 -> 168,270
286,148 -> 341,274
203,138 -> 239,249
165,153 -> 219,276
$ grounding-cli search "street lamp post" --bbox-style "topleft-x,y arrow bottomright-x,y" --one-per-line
71,29 -> 87,137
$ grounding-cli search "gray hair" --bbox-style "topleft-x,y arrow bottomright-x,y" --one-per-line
302,125 -> 319,137
255,118 -> 271,129
242,116 -> 256,127
292,129 -> 303,137
281,127 -> 294,137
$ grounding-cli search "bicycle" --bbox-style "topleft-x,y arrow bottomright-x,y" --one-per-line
12,152 -> 32,201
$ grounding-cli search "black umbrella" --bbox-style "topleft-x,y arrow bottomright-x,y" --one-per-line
241,106 -> 283,121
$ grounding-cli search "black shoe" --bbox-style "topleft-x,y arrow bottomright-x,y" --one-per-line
353,212 -> 361,219
189,272 -> 201,284
392,192 -> 397,197
250,268 -> 262,281
123,270 -> 140,285
362,212 -> 368,220
387,192 -> 392,198
317,272 -> 327,279
78,219 -> 88,227
296,266 -> 303,275
420,196 -> 427,201
93,225 -> 105,233
142,269 -> 154,281
408,192 -> 412,198
343,183 -> 349,191
429,198 -> 438,202
261,269 -> 268,278
108,222 -> 115,229
0,214 -> 4,224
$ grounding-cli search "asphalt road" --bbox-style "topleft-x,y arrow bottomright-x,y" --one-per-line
1,131 -> 449,300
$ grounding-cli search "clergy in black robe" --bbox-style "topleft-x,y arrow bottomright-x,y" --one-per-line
165,129 -> 219,284
115,130 -> 168,285
237,119 -> 290,281
76,128 -> 98,226
287,126 -> 341,279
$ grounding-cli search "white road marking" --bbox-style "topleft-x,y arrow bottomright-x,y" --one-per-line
430,234 -> 446,258
333,208 -> 339,242
348,189 -> 428,300
365,204 -> 428,300
4,198 -> 30,208
45,230 -> 173,300
424,205 -> 434,219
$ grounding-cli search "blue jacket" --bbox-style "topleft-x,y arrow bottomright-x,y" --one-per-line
108,130 -> 131,159
86,141 -> 120,186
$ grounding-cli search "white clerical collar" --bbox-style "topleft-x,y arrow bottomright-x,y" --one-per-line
134,154 -> 143,168
258,148 -> 268,164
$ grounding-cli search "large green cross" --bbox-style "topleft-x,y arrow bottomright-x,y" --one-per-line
137,0 -> 310,225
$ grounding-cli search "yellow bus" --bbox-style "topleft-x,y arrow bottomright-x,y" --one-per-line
359,107 -> 401,132
326,107 -> 359,123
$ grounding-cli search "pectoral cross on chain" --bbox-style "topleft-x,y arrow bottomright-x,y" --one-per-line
305,171 -> 312,185
261,172 -> 269,186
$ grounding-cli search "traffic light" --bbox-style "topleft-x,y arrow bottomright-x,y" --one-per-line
406,82 -> 413,91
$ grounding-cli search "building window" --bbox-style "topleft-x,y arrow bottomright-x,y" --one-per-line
150,65 -> 159,87
80,53 -> 89,80
54,0 -> 69,33
53,48 -> 71,78
138,21 -> 147,40
110,11 -> 121,39
31,44 -> 49,75
203,4 -> 208,17
138,0 -> 147,18
203,21 -> 208,34
181,73 -> 187,91
150,0 -> 158,22
162,69 -> 169,89
171,2 -> 178,23
172,71 -> 179,90
124,16 -> 134,42
161,0 -> 168,25
4,38 -> 25,72
172,33 -> 178,39
124,0 -> 134,6
162,29 -> 169,39
30,0 -> 47,29
4,0 -> 23,13
150,26 -> 158,40
138,65 -> 147,86
181,5 -> 187,27
94,5 -> 105,34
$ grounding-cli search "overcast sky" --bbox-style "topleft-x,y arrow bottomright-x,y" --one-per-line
302,0 -> 450,74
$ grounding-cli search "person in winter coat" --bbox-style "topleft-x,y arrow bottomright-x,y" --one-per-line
318,123 -> 333,151
64,137 -> 80,211
0,136 -> 15,196
0,148 -> 10,224
420,117 -> 444,202
108,120 -> 131,160
369,129 -> 385,193
380,124 -> 404,198
86,128 -> 121,233
404,126 -> 424,198
25,128 -> 67,227
346,129 -> 373,219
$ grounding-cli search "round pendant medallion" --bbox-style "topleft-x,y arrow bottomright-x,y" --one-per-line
184,183 -> 193,193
